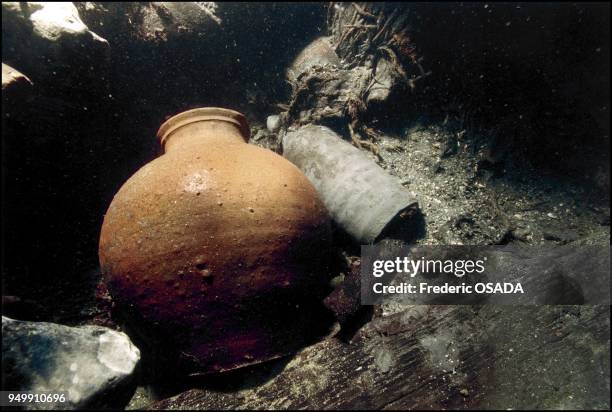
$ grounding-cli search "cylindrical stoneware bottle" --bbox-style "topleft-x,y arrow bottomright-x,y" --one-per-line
99,107 -> 331,374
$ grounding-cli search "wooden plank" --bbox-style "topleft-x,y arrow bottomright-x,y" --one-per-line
148,305 -> 610,410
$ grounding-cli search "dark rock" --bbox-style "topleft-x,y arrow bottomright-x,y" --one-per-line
75,2 -> 221,43
2,316 -> 140,409
324,259 -> 362,325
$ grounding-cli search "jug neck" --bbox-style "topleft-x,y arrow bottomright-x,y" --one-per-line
157,108 -> 250,153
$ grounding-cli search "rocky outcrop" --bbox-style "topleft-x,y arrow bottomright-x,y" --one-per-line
75,2 -> 221,43
1,2 -> 109,94
2,316 -> 140,410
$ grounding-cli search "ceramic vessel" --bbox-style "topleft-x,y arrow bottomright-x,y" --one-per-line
286,36 -> 340,82
283,124 -> 419,244
99,107 -> 331,374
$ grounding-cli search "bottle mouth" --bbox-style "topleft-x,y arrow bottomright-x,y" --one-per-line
156,107 -> 251,148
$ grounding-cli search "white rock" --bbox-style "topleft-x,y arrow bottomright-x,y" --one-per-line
1,2 -> 109,85
4,2 -> 108,45
266,114 -> 281,132
29,2 -> 92,40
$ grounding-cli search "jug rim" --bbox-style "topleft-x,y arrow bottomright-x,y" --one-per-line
157,107 -> 250,148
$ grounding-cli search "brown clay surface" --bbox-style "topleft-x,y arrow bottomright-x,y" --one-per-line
99,108 -> 331,373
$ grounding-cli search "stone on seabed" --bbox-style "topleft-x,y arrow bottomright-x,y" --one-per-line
1,2 -> 109,85
266,114 -> 281,132
2,316 -> 140,410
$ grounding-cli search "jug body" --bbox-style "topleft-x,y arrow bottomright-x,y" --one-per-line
99,108 -> 331,373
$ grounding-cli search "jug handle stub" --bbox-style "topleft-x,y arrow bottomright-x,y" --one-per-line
157,107 -> 251,148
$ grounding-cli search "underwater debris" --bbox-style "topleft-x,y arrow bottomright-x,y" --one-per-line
323,257 -> 363,325
283,124 -> 419,244
287,36 -> 340,82
280,3 -> 430,157
329,2 -> 429,87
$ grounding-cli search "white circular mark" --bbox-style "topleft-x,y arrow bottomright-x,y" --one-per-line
181,171 -> 211,194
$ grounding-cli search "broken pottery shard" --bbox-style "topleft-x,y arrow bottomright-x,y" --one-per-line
2,316 -> 140,410
283,124 -> 419,244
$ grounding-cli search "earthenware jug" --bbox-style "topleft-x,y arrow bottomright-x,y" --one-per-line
283,124 -> 419,244
99,107 -> 331,374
